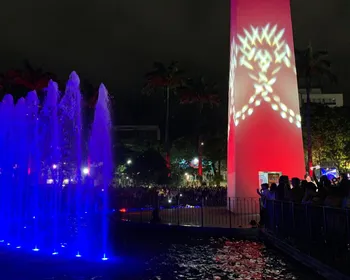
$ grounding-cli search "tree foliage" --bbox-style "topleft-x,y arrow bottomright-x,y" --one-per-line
142,61 -> 184,95
126,149 -> 169,185
303,104 -> 350,171
295,45 -> 336,87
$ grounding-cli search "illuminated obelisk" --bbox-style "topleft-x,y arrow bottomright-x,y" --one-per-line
228,0 -> 305,199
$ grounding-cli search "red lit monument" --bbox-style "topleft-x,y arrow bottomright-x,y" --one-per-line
228,0 -> 305,198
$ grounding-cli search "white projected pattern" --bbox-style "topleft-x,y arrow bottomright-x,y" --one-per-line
228,39 -> 238,134
231,24 -> 301,128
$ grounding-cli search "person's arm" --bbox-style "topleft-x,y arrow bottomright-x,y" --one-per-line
312,168 -> 319,185
256,188 -> 262,197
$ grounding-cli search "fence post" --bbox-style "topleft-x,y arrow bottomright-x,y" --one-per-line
346,209 -> 350,263
201,197 -> 204,227
229,197 -> 232,228
140,207 -> 143,223
305,204 -> 311,255
322,206 -> 327,244
177,194 -> 180,226
291,201 -> 295,236
272,200 -> 276,234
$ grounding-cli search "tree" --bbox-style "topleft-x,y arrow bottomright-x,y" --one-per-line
203,133 -> 227,186
0,61 -> 55,102
142,61 -> 183,175
303,104 -> 350,171
170,137 -> 213,185
295,45 -> 336,174
126,149 -> 170,185
179,76 -> 220,182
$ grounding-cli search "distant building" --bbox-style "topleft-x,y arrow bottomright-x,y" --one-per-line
299,88 -> 343,107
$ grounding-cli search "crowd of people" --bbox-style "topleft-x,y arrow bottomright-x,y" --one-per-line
111,185 -> 227,208
257,170 -> 350,226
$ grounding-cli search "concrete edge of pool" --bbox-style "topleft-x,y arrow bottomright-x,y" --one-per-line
261,230 -> 350,280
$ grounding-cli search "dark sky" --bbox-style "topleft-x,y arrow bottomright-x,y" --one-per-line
0,0 -> 349,100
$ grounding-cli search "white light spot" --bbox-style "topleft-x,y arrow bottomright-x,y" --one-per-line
280,112 -> 287,119
271,104 -> 278,111
280,103 -> 287,112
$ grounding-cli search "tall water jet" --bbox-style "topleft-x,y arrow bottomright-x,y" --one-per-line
0,71 -> 113,260
0,94 -> 15,243
59,71 -> 84,256
89,83 -> 113,260
13,97 -> 28,247
41,80 -> 61,254
26,90 -> 40,251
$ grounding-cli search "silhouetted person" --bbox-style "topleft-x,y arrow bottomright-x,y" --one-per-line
302,182 -> 318,204
257,183 -> 269,226
268,183 -> 277,200
290,177 -> 303,203
277,175 -> 291,201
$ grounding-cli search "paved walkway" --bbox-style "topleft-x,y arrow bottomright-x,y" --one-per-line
121,207 -> 260,228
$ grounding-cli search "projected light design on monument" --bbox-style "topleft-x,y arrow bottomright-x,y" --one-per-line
0,72 -> 113,260
228,0 -> 305,198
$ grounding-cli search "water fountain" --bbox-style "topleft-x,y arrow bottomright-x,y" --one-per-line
0,71 -> 113,261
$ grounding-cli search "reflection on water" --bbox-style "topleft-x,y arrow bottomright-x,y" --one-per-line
0,238 -> 321,280
144,238 -> 320,280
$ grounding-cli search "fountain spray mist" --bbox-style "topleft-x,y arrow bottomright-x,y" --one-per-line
89,83 -> 113,259
0,71 -> 113,260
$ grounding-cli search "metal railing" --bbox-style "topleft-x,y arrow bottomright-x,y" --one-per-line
115,196 -> 260,228
264,200 -> 350,275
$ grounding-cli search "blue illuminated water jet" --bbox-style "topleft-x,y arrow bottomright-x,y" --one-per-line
0,72 -> 113,260
89,84 -> 113,260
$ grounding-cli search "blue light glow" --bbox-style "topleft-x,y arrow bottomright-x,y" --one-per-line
0,73 -> 113,260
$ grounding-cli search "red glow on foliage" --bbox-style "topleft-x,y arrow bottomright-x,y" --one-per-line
166,153 -> 171,177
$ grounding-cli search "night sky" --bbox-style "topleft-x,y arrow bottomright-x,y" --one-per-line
0,0 -> 349,102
